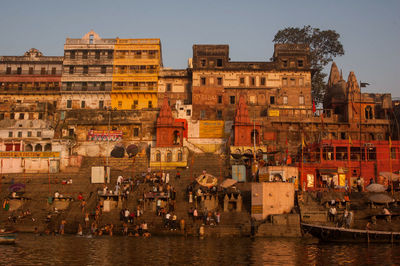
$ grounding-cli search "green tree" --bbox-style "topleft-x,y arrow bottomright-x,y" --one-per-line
273,25 -> 344,104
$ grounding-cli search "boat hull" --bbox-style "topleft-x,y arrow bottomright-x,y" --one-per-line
301,223 -> 400,243
0,232 -> 16,244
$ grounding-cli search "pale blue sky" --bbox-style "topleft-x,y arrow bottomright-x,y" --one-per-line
0,0 -> 399,97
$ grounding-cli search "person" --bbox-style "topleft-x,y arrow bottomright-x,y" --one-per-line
189,191 -> 193,204
383,208 -> 391,222
165,173 -> 170,184
161,171 -> 166,183
156,198 -> 162,215
81,199 -> 86,213
215,211 -> 221,225
3,199 -> 9,211
328,206 -> 337,223
193,208 -> 198,221
176,171 -> 181,180
356,177 -> 362,192
59,220 -> 66,235
123,222 -> 128,236
124,208 -> 130,223
54,191 -> 60,199
369,178 -> 374,184
77,192 -> 83,201
77,223 -> 83,236
365,222 -> 371,230
84,212 -> 90,227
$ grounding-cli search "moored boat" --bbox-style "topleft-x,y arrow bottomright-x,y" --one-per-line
0,230 -> 17,244
301,223 -> 400,243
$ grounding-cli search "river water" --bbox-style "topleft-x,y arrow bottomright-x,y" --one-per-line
1,234 -> 399,265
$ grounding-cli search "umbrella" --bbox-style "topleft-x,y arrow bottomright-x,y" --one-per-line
369,193 -> 394,204
8,183 -> 25,192
126,144 -> 139,157
379,172 -> 400,181
196,174 -> 218,188
366,183 -> 387,193
111,146 -> 125,158
220,178 -> 237,188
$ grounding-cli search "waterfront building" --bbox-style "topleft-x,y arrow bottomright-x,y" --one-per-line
111,38 -> 162,110
158,68 -> 191,109
61,30 -> 115,110
0,48 -> 63,173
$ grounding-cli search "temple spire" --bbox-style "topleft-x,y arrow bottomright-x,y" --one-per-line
328,62 -> 340,88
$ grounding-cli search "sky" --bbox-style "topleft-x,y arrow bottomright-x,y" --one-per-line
0,0 -> 399,97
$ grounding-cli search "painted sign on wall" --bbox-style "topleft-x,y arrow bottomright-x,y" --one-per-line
88,130 -> 123,141
0,152 -> 60,158
199,121 -> 224,138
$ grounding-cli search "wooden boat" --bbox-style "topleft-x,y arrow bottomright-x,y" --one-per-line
0,231 -> 16,244
301,223 -> 400,243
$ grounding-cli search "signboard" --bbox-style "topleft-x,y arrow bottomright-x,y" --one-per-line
252,205 -> 263,214
268,109 -> 280,117
199,120 -> 224,138
0,152 -> 60,158
88,130 -> 123,141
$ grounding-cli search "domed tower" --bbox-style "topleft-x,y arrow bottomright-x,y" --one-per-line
325,62 -> 348,120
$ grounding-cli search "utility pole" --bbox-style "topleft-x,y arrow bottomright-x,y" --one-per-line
359,81 -> 369,183
106,108 -> 111,183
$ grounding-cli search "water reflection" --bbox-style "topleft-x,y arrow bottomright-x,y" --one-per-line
0,234 -> 399,265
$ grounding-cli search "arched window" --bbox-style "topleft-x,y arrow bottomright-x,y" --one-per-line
173,130 -> 180,145
166,151 -> 172,162
155,151 -> 161,162
25,144 -> 33,151
177,151 -> 183,161
44,143 -> 52,151
365,106 -> 373,119
35,144 -> 42,151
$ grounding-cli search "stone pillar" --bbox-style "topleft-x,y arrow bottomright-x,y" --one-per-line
224,194 -> 229,212
237,194 -> 242,212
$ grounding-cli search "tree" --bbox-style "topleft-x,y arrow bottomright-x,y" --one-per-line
273,25 -> 344,104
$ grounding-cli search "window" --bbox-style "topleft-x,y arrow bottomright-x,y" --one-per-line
298,60 -> 304,67
118,101 -> 122,108
83,66 -> 88,74
69,66 -> 74,74
283,96 -> 288,105
89,34 -> 94,44
260,77 -> 266,85
18,131 -> 22,138
108,51 -> 113,59
10,113 -> 15,119
68,129 -> 74,137
82,51 -> 88,59
391,148 -> 396,159
17,67 -> 22,74
66,83 -> 72,91
70,51 -> 75,59
0,113 -> 4,120
251,77 -> 255,86
323,147 -> 334,160
340,132 -> 346,140
27,131 -> 32,137
200,59 -> 206,67
299,78 -> 304,86
282,60 -> 288,67
217,59 -> 223,67
282,78 -> 288,86
8,131 -> 13,137
133,100 -> 138,109
270,96 -> 275,104
217,110 -> 222,119
38,113 -> 43,119
133,128 -> 139,137
365,106 -> 373,119
44,144 -> 52,151
200,77 -> 206,85
178,151 -> 183,161
166,152 -> 172,162
101,66 -> 106,74
148,101 -> 153,108
19,113 -> 24,119
99,100 -> 104,109
82,82 -> 88,91
6,67 -> 11,74
290,78 -> 296,86
156,152 -> 161,162
66,100 -> 72,108
29,67 -> 34,74
41,68 -> 46,75
299,96 -> 305,105
218,95 -> 222,104
37,131 -> 42,137
200,110 -> 206,119
166,83 -> 172,92
240,77 -> 245,85
186,109 -> 191,116
51,67 -> 56,75
230,96 -> 235,104
95,51 -> 100,59
81,101 -> 86,108
217,77 -> 222,86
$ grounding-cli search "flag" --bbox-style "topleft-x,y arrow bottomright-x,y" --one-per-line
360,82 -> 370,88
349,135 -> 352,145
389,136 -> 392,148
312,100 -> 316,113
301,134 -> 305,148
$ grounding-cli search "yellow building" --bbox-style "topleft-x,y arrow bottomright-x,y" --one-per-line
111,39 -> 162,110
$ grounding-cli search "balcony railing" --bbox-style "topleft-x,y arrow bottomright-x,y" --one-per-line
1,70 -> 62,76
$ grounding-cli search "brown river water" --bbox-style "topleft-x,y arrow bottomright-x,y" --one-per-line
1,234 -> 399,265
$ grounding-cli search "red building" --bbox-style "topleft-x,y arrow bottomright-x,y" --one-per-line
299,139 -> 400,191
